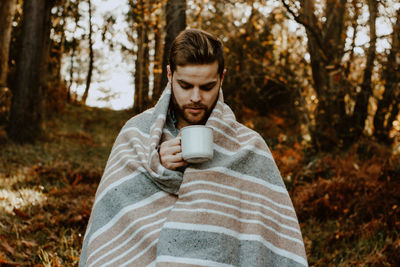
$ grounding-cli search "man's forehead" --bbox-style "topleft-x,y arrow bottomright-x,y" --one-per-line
174,63 -> 219,80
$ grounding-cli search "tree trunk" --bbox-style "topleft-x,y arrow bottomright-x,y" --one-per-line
55,6 -> 67,83
351,0 -> 377,140
134,0 -> 150,113
134,23 -> 145,112
142,23 -> 150,109
374,8 -> 400,143
8,0 -> 50,142
152,13 -> 163,103
301,0 -> 348,151
344,1 -> 360,79
0,0 -> 17,90
386,102 -> 399,137
159,0 -> 186,91
67,12 -> 80,103
67,41 -> 76,103
41,1 -> 54,114
82,0 -> 94,104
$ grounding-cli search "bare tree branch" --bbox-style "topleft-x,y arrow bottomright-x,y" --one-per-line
280,0 -> 328,62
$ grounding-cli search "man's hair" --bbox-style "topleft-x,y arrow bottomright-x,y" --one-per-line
169,29 -> 225,78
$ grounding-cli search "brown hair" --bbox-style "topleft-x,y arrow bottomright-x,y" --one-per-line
169,29 -> 225,78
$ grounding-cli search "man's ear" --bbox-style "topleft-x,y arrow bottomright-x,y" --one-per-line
167,65 -> 172,83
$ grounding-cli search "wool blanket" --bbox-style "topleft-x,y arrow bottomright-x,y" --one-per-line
80,84 -> 308,267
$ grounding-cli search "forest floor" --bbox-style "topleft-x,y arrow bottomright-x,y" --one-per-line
0,103 -> 399,266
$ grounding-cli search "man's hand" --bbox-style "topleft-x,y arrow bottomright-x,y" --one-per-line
159,135 -> 186,170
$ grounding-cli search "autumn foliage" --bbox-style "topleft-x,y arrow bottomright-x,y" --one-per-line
273,138 -> 400,265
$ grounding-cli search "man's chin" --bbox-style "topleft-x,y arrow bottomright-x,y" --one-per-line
184,113 -> 206,125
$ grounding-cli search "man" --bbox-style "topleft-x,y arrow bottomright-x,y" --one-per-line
80,29 -> 308,266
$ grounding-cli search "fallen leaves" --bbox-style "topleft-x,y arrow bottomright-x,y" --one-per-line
72,174 -> 83,187
0,164 -> 97,265
286,139 -> 400,265
21,240 -> 37,248
0,103 -> 130,265
13,208 -> 30,220
1,239 -> 14,256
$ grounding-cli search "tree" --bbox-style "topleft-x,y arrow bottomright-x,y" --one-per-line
67,37 -> 78,103
299,0 -> 348,150
281,0 -> 383,151
133,0 -> 150,113
0,0 -> 17,125
0,0 -> 17,91
82,0 -> 94,104
159,0 -> 186,90
61,0 -> 82,103
351,0 -> 377,140
374,8 -> 400,143
8,0 -> 52,142
152,11 -> 164,102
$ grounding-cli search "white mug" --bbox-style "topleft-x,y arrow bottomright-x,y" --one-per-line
181,125 -> 213,163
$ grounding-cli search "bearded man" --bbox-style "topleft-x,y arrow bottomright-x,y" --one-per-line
79,29 -> 308,267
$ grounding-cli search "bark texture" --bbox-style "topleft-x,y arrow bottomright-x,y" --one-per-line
159,0 -> 186,90
0,0 -> 17,89
374,8 -> 400,143
82,0 -> 94,104
8,0 -> 50,142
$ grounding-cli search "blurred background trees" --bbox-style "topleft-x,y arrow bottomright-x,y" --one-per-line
159,0 -> 187,93
0,0 -> 398,152
0,0 -> 17,94
281,0 -> 399,150
0,1 -> 399,264
7,0 -> 52,142
0,0 -> 16,129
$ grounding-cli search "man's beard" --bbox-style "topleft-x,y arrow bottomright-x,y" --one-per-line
171,84 -> 219,126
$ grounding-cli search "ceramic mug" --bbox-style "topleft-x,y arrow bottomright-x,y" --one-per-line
181,125 -> 213,163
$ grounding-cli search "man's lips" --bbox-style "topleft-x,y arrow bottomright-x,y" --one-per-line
186,108 -> 204,115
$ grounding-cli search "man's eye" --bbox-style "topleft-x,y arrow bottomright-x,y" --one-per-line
201,86 -> 214,91
178,83 -> 192,89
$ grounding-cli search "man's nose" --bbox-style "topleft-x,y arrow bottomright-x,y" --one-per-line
190,88 -> 201,103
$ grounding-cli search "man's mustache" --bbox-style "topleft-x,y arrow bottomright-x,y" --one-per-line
183,104 -> 207,109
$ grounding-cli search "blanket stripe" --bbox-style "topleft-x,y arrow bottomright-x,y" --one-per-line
80,85 -> 308,266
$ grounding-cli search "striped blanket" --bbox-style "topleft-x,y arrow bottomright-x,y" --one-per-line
80,85 -> 308,266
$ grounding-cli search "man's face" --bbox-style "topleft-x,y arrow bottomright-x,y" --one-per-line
168,61 -> 225,129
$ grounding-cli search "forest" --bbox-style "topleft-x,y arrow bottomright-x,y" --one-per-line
0,0 -> 399,265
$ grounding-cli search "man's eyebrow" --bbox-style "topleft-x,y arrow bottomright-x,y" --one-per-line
200,81 -> 217,87
177,79 -> 217,87
177,79 -> 192,86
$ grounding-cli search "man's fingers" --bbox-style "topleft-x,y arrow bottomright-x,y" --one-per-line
159,144 -> 181,157
159,137 -> 181,157
163,136 -> 181,146
161,152 -> 185,170
164,161 -> 186,170
164,145 -> 181,156
162,153 -> 183,164
169,153 -> 183,163
159,136 -> 184,170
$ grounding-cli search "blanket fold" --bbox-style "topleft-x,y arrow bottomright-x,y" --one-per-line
80,84 -> 308,267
